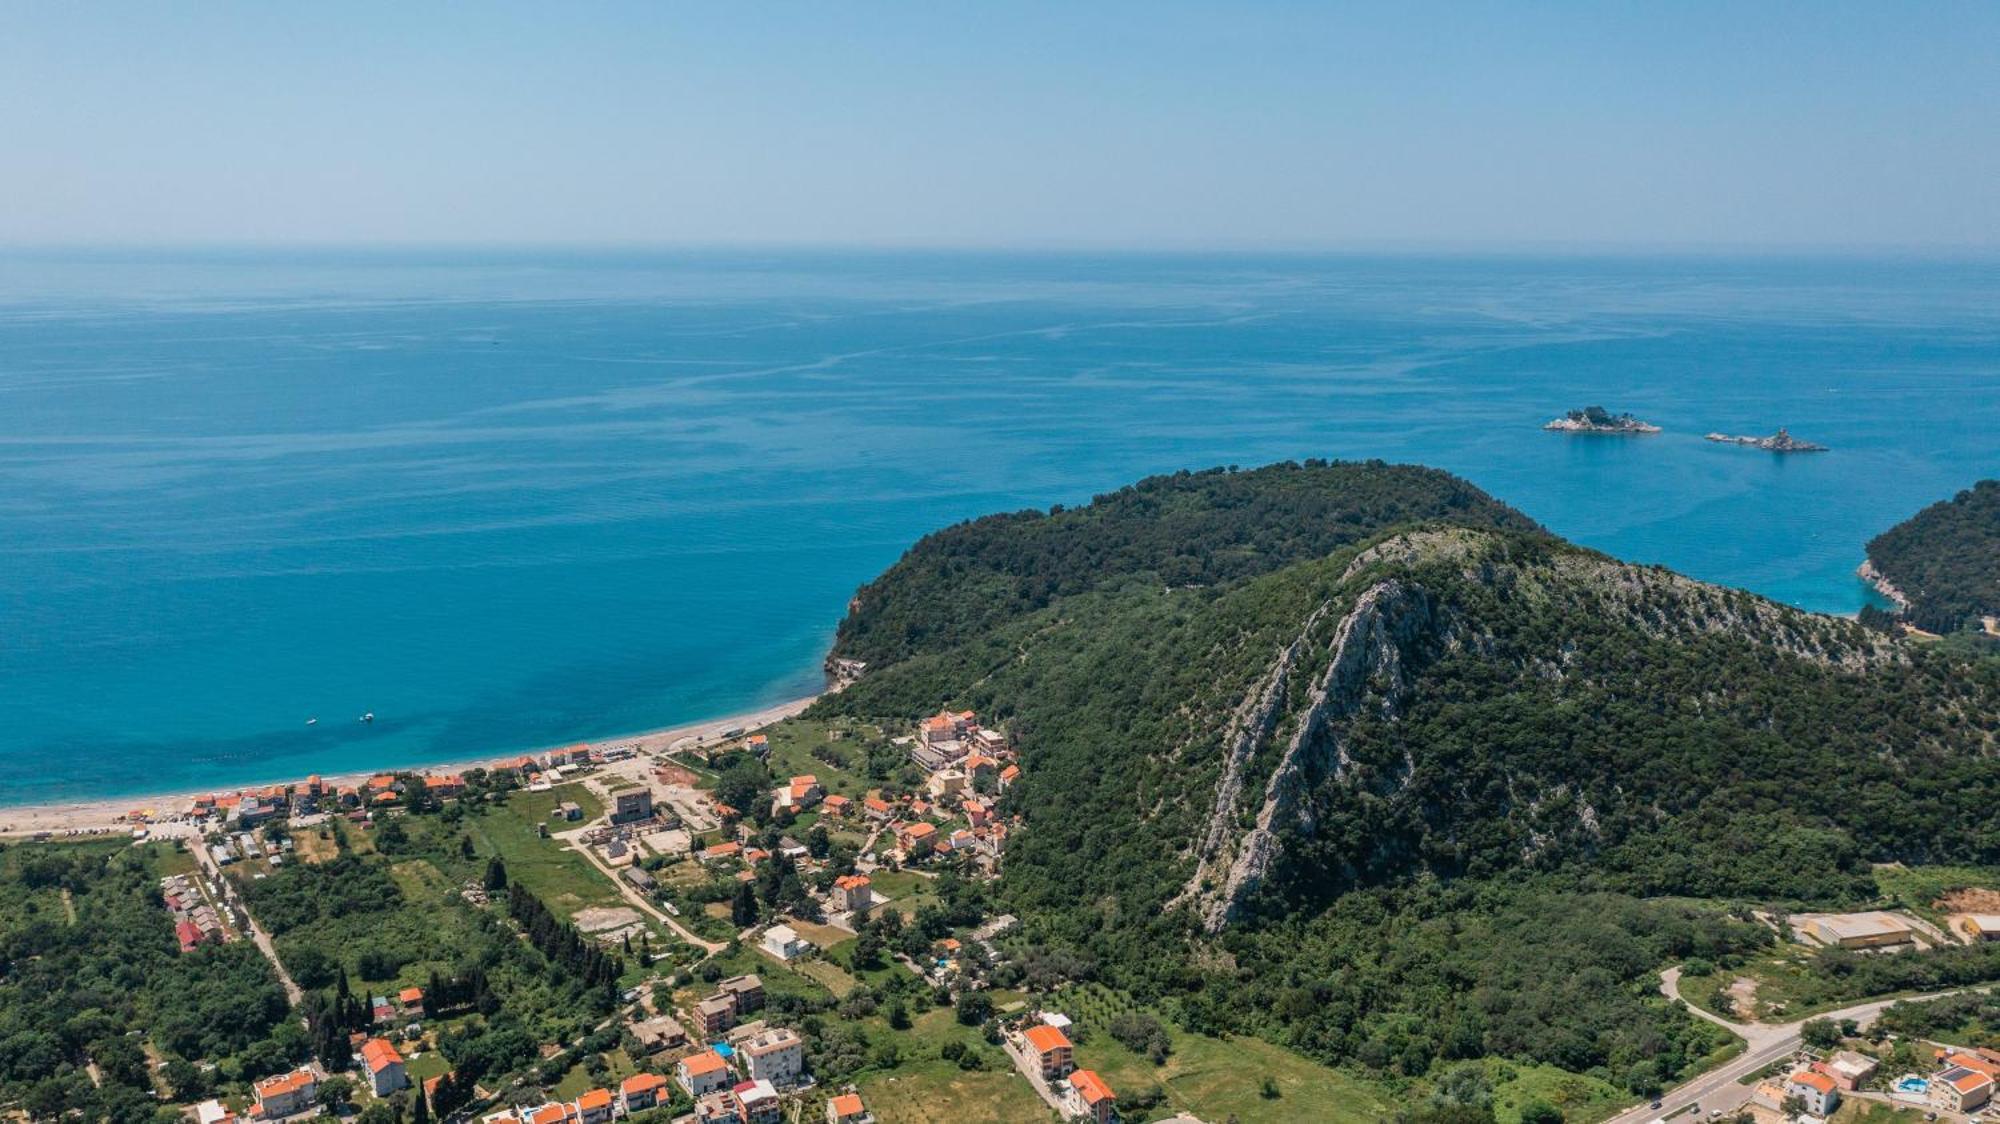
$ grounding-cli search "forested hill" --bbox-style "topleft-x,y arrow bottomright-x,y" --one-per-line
815,465 -> 2000,1085
1867,479 -> 2000,632
828,460 -> 1539,670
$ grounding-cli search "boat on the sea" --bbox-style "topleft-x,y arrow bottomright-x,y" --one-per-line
1544,406 -> 1661,434
359,712 -> 375,724
306,717 -> 317,726
1704,427 -> 1827,452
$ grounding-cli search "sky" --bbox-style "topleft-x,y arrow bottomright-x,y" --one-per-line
3,2 -> 1996,251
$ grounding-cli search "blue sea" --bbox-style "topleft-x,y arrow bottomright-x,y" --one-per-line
2,249 -> 1997,806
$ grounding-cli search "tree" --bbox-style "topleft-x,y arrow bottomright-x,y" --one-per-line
731,882 -> 760,927
1519,1101 -> 1563,1124
483,857 -> 508,892
886,998 -> 910,1030
954,991 -> 993,1026
1800,1018 -> 1841,1050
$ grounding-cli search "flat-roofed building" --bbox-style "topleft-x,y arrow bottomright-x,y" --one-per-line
1803,911 -> 1915,950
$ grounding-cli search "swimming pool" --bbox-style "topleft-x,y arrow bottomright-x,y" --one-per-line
1895,1075 -> 1929,1096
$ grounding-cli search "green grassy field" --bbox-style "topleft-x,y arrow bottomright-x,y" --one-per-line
755,718 -> 891,799
1832,1104 -> 1928,1124
464,784 -> 622,917
859,1057 -> 1056,1124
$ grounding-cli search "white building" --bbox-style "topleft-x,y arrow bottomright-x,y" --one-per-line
741,1027 -> 807,1086
762,923 -> 811,961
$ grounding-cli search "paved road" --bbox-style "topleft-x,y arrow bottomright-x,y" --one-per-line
558,820 -> 727,955
190,839 -> 305,1005
1604,967 -> 1977,1123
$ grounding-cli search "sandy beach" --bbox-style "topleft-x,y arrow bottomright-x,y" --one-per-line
0,692 -> 821,838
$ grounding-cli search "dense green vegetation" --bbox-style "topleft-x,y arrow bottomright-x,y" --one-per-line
0,841 -> 294,1123
814,461 -> 2000,1097
1867,479 -> 2000,633
830,460 -> 1538,669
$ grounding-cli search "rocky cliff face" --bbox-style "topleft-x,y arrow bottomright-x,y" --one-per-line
1176,528 -> 1905,931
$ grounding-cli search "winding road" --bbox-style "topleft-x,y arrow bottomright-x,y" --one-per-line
1605,967 -> 1976,1123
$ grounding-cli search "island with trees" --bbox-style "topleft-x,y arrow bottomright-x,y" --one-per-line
1542,405 -> 1661,434
1863,478 -> 2000,635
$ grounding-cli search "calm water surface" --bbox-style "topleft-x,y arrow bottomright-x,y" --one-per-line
2,250 -> 1996,803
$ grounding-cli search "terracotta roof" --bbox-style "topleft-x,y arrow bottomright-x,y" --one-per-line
399,986 -> 424,1004
361,1038 -> 403,1072
1789,1069 -> 1835,1094
620,1073 -> 669,1095
829,1092 -> 865,1116
1024,1025 -> 1072,1053
835,874 -> 870,889
255,1069 -> 316,1098
680,1050 -> 727,1076
901,821 -> 937,840
1948,1067 -> 1996,1092
576,1088 -> 612,1110
529,1105 -> 572,1124
1069,1069 -> 1115,1105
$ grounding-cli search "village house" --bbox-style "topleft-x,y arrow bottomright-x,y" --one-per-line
997,763 -> 1020,791
1816,1050 -> 1877,1090
695,995 -> 738,1037
910,710 -> 978,771
694,1090 -> 744,1124
628,1014 -> 688,1055
745,734 -> 769,754
896,821 -> 938,858
1023,1024 -> 1075,1080
833,874 -> 873,915
619,1073 -> 670,1114
398,985 -> 424,1010
253,1067 -> 319,1118
720,974 -> 766,1013
678,1049 -> 734,1097
762,924 -> 811,961
702,840 -> 744,863
740,1027 -> 807,1086
777,775 -> 823,811
863,795 -> 895,821
194,1099 -> 238,1124
1786,1069 -> 1838,1117
424,774 -> 465,798
526,1102 -> 576,1124
1932,1063 -> 1994,1114
361,1038 -> 407,1097
826,1092 -> 871,1124
1066,1069 -> 1116,1124
925,769 -> 967,800
823,794 -> 852,817
733,1079 -> 782,1124
574,1087 -> 615,1124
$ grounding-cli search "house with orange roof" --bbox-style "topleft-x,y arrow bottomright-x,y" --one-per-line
1067,1069 -> 1116,1124
823,794 -> 851,817
702,841 -> 743,863
1022,1024 -> 1074,1079
573,1087 -> 614,1124
1786,1069 -> 1839,1116
825,1091 -> 870,1124
896,821 -> 937,857
1933,1060 -> 1995,1114
863,795 -> 894,821
745,733 -> 769,753
526,1103 -> 576,1124
678,1049 -> 733,1097
360,1038 -> 407,1096
253,1067 -> 319,1118
424,774 -> 465,797
398,985 -> 424,1008
619,1072 -> 670,1113
833,874 -> 873,914
743,847 -> 771,864
997,763 -> 1020,790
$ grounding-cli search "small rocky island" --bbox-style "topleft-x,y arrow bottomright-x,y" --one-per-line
1543,406 -> 1661,434
1704,427 -> 1828,452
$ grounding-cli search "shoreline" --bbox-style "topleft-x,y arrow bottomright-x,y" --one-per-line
0,691 -> 822,838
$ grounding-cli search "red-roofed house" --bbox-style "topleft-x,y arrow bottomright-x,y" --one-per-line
619,1073 -> 670,1113
825,1092 -> 870,1124
360,1038 -> 407,1096
823,794 -> 852,817
833,874 -> 873,914
897,821 -> 937,856
1067,1069 -> 1116,1124
678,1050 -> 732,1097
1933,1064 -> 1994,1114
1022,1024 -> 1073,1079
398,986 -> 424,1008
997,764 -> 1020,790
863,796 -> 894,821
1787,1069 -> 1839,1116
253,1068 -> 319,1118
574,1087 -> 614,1124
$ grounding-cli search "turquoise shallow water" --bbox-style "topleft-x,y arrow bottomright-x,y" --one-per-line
1,250 -> 1996,805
